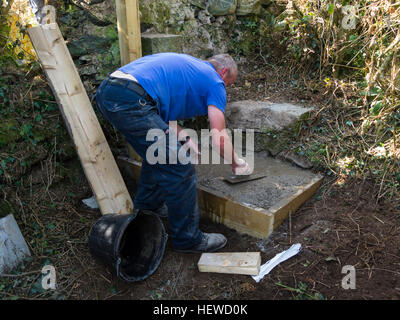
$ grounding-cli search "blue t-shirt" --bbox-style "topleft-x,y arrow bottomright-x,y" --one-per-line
119,53 -> 226,122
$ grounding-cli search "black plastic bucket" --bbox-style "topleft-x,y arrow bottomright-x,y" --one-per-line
88,210 -> 168,282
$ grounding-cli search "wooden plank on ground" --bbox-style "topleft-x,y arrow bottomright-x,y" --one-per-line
198,252 -> 261,275
28,23 -> 134,215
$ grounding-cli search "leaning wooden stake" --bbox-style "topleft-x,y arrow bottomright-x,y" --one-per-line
28,23 -> 134,215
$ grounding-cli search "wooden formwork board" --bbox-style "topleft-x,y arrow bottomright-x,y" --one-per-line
196,184 -> 274,238
118,157 -> 323,239
196,176 -> 322,239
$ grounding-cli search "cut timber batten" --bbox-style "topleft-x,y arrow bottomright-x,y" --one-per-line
198,252 -> 261,276
28,23 -> 133,215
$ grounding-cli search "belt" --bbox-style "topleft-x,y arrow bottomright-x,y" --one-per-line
106,76 -> 155,103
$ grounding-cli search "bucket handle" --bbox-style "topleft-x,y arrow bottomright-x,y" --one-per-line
116,256 -> 122,277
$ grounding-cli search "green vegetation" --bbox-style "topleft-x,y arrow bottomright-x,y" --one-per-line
275,281 -> 326,300
249,0 -> 400,202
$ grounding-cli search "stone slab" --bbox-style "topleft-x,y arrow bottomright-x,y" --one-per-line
225,100 -> 313,132
0,214 -> 31,275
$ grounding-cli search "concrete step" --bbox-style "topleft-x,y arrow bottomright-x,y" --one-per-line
141,32 -> 183,56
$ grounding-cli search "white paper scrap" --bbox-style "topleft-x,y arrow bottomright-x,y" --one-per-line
252,243 -> 302,283
82,195 -> 99,209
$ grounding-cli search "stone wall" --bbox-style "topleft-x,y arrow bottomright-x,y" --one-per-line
50,0 -> 283,83
139,0 -> 274,59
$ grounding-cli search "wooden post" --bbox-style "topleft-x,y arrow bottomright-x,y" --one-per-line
115,0 -> 142,65
115,0 -> 143,163
28,23 -> 134,215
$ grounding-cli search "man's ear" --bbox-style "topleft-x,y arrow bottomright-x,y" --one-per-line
220,67 -> 229,78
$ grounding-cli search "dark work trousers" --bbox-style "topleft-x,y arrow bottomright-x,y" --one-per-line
95,76 -> 203,250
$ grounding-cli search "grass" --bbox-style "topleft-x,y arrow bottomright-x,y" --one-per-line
275,281 -> 326,300
245,72 -> 399,206
244,0 -> 400,204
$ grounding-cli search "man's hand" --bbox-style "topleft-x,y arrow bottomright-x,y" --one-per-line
208,105 -> 236,163
172,122 -> 201,164
208,105 -> 250,173
232,157 -> 252,175
184,137 -> 201,164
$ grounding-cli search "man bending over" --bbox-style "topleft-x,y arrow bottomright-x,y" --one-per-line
95,53 -> 250,253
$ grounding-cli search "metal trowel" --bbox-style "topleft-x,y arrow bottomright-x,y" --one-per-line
221,172 -> 267,184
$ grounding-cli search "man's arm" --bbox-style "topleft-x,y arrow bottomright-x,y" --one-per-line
208,105 -> 250,174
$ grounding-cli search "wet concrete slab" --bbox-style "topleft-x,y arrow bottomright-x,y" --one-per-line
196,154 -> 318,210
195,151 -> 323,238
119,151 -> 323,239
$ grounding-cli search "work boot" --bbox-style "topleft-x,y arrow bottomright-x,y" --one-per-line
174,233 -> 227,253
142,203 -> 168,218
